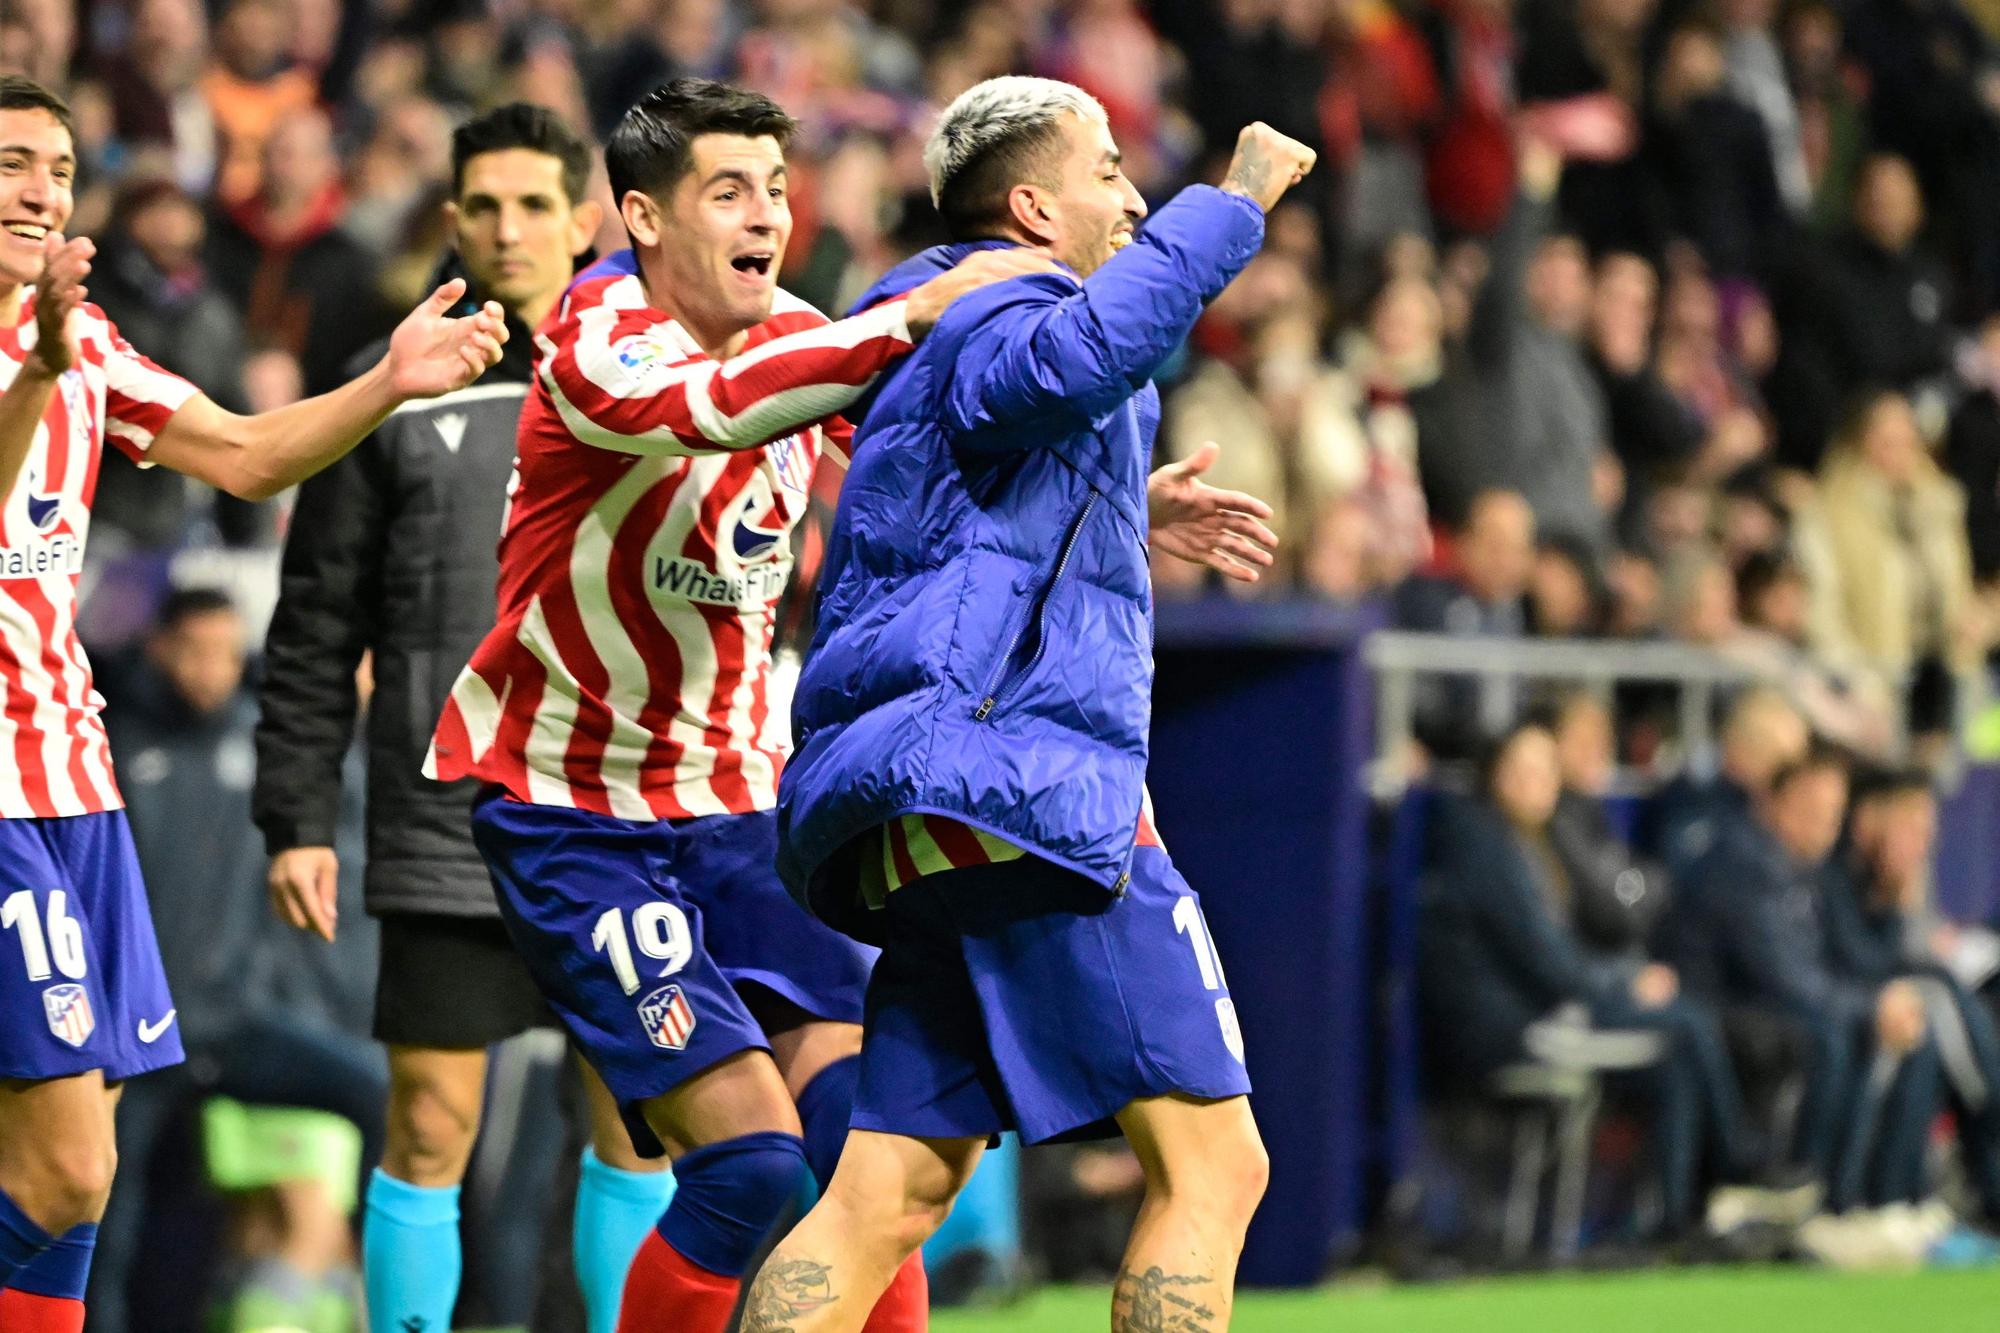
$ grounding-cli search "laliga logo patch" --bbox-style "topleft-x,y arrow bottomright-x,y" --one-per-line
729,490 -> 787,564
43,983 -> 94,1048
613,335 -> 670,373
24,462 -> 59,532
1215,997 -> 1245,1064
639,983 -> 697,1051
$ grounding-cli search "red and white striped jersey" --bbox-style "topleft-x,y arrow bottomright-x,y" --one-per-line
0,295 -> 199,819
426,255 -> 914,820
861,793 -> 1167,903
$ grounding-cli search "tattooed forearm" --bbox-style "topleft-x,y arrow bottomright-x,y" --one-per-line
1113,1266 -> 1220,1333
742,1257 -> 840,1333
1220,142 -> 1271,204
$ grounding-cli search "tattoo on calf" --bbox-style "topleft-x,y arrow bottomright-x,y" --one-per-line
742,1257 -> 841,1333
1112,1266 -> 1220,1332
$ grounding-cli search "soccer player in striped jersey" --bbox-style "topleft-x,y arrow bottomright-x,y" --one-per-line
0,75 -> 507,1333
425,79 -> 1050,1332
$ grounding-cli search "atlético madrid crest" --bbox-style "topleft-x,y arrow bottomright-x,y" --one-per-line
639,984 -> 696,1051
43,984 -> 94,1048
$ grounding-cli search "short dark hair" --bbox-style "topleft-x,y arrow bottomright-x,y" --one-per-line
451,102 -> 594,206
0,76 -> 75,145
1849,765 -> 1934,808
603,78 -> 795,206
1769,745 -> 1850,797
157,586 -> 238,631
936,123 -> 1067,240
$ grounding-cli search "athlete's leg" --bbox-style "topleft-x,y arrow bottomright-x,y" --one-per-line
763,1013 -> 928,1333
0,1073 -> 118,1333
0,1073 -> 118,1243
616,1050 -> 809,1332
363,1044 -> 487,1332
574,1055 -> 673,1333
743,1130 -> 981,1333
1109,1093 -> 1267,1333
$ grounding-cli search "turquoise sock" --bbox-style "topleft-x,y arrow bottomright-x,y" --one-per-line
362,1168 -> 461,1333
573,1148 -> 677,1333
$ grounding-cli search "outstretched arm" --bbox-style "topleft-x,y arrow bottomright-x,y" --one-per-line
945,124 -> 1313,439
143,279 -> 508,500
547,249 -> 1058,458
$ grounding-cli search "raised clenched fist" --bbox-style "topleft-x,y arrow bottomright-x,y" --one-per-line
1220,123 -> 1317,214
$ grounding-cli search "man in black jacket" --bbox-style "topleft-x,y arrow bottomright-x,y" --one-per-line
1668,751 -> 1940,1210
251,104 -> 671,1333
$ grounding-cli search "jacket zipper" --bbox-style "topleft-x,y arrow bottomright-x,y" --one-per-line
974,493 -> 1098,721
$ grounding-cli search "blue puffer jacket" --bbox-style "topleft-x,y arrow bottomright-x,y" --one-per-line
777,185 -> 1264,936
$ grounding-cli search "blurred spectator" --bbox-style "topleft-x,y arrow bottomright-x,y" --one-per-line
1820,154 -> 1956,393
1843,0 -> 2000,313
1825,768 -> 2000,1226
1412,139 -> 1615,550
1667,750 -> 1940,1211
1795,389 -> 1981,746
96,590 -> 386,1333
89,176 -> 251,551
1781,0 -> 1870,231
1652,685 -> 1809,875
1944,314 -> 2000,585
342,92 -> 455,257
1168,252 -> 1429,593
1652,265 -> 1773,485
1395,489 -> 1535,755
1645,20 -> 1788,281
1588,251 -> 1705,534
201,0 -> 320,206
1732,551 -> 1898,757
1418,720 -> 1754,1239
99,0 -> 219,196
205,107 -> 391,394
1527,537 -> 1603,637
1721,0 -> 1811,219
1548,690 -> 1673,961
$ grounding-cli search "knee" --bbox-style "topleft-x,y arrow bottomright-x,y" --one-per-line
384,1071 -> 480,1185
18,1138 -> 117,1233
660,1133 -> 810,1275
1148,1128 -> 1269,1231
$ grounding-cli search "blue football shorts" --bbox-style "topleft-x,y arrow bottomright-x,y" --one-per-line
0,811 -> 184,1082
851,844 -> 1252,1145
471,791 -> 876,1155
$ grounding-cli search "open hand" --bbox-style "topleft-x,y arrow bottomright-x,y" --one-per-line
385,278 -> 508,401
29,232 -> 93,378
1148,441 -> 1279,583
905,248 -> 1065,337
268,846 -> 339,942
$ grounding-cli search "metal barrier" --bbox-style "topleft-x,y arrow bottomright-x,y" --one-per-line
1363,630 -> 1762,795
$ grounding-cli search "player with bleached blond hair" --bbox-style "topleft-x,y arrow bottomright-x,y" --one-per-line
746,76 -> 1312,1332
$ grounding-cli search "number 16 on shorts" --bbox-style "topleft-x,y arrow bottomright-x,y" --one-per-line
3,888 -> 96,1049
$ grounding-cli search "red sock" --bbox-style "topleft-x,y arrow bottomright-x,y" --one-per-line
860,1253 -> 929,1333
616,1230 -> 741,1333
0,1289 -> 85,1333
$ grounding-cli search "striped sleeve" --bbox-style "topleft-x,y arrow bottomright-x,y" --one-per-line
542,295 -> 913,458
97,316 -> 201,463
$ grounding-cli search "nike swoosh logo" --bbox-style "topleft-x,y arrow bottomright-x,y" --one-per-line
137,1010 -> 176,1043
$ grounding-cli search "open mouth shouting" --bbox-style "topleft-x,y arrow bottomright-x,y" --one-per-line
730,250 -> 775,280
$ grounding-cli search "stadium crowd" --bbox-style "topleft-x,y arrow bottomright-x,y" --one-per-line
10,0 -> 2000,1322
